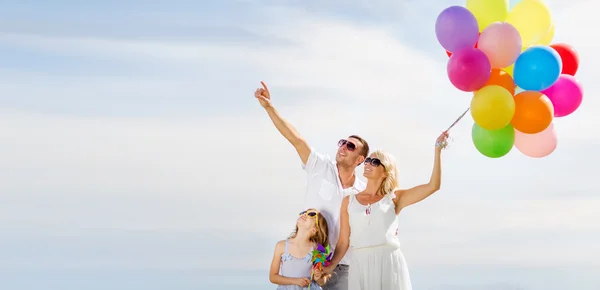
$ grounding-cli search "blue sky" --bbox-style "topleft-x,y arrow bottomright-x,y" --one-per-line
1,0 -> 599,289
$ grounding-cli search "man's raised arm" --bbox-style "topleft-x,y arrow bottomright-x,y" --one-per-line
255,81 -> 311,165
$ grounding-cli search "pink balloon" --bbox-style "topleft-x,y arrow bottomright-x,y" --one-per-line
514,123 -> 557,158
447,47 -> 491,92
540,74 -> 583,117
478,22 -> 522,69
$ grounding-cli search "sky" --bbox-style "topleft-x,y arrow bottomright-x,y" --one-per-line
1,0 -> 599,289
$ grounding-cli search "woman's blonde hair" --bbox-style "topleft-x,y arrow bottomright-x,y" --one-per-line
289,209 -> 329,246
372,150 -> 399,196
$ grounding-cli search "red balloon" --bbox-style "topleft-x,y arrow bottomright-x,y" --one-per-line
446,33 -> 480,57
550,43 -> 579,76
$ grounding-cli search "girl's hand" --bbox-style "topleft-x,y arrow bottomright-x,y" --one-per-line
294,277 -> 311,287
313,269 -> 323,280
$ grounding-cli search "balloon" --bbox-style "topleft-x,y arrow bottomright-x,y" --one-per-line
471,85 -> 515,130
466,0 -> 509,31
435,6 -> 480,52
534,21 -> 555,46
478,22 -> 522,68
446,33 -> 480,57
484,69 -> 515,95
550,43 -> 580,76
514,123 -> 557,158
472,123 -> 515,158
506,0 -> 552,47
540,74 -> 584,117
511,91 -> 554,134
504,63 -> 514,77
514,46 -> 562,91
447,47 -> 492,92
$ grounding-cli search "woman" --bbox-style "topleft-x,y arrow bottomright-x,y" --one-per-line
324,132 -> 449,290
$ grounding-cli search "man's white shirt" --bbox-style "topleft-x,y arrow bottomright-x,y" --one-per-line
302,148 -> 366,266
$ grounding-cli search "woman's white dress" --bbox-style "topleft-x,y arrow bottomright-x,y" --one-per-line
347,193 -> 412,290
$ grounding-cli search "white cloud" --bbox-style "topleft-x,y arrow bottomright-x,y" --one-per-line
0,6 -> 455,108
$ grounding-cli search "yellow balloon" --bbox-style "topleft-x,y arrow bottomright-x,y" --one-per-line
506,0 -> 553,47
535,20 -> 555,45
466,0 -> 509,31
471,85 -> 516,130
503,64 -> 514,78
522,20 -> 555,51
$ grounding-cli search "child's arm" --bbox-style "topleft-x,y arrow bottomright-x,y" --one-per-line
269,240 -> 311,287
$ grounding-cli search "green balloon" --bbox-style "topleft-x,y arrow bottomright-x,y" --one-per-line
472,123 -> 515,158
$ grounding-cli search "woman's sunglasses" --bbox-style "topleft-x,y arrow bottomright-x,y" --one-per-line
364,157 -> 384,167
338,139 -> 356,151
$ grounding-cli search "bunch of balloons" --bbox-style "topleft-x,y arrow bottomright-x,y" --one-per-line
435,0 -> 583,158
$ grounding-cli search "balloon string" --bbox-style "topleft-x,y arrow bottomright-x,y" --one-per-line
437,107 -> 469,150
445,107 -> 470,132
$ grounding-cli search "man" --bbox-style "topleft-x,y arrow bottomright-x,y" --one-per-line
255,81 -> 369,290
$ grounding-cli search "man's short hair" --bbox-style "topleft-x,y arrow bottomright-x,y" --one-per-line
348,135 -> 369,158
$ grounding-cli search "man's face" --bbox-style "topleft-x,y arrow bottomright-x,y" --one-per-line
335,137 -> 364,166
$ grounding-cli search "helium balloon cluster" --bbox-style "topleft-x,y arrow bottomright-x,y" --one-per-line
435,0 -> 583,159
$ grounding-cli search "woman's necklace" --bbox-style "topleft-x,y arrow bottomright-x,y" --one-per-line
365,203 -> 371,215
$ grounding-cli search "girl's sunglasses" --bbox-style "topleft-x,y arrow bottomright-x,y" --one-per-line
299,210 -> 318,218
338,139 -> 356,151
299,210 -> 319,227
364,157 -> 384,167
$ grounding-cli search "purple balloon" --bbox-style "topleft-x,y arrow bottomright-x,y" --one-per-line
447,47 -> 491,92
540,74 -> 583,117
435,6 -> 480,53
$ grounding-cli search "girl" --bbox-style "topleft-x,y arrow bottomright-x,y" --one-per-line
269,208 -> 330,289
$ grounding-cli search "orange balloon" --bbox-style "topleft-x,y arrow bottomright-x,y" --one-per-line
483,69 -> 515,95
511,91 -> 554,134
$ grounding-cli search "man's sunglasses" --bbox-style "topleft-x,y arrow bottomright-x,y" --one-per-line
364,157 -> 384,167
338,139 -> 356,151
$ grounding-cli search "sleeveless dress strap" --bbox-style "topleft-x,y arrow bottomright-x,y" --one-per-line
281,239 -> 292,261
284,238 -> 290,255
386,191 -> 396,202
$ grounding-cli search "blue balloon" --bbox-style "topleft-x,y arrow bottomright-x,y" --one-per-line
513,46 -> 562,91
